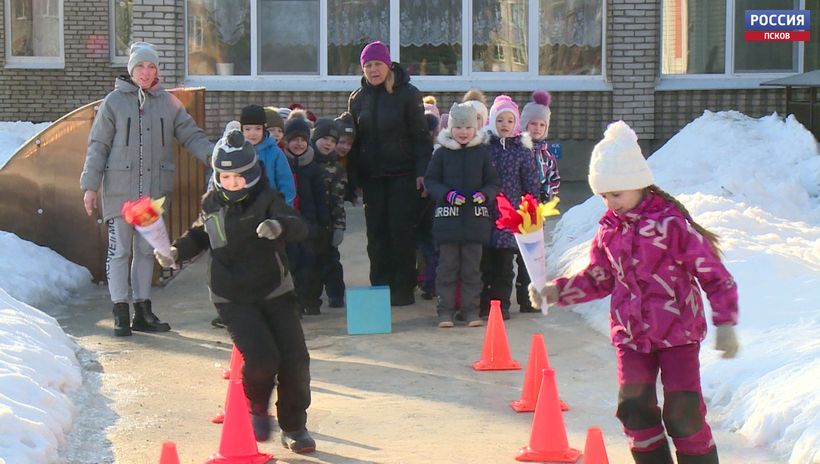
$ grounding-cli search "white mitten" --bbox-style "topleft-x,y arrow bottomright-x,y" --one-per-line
256,219 -> 282,240
154,247 -> 178,268
529,283 -> 559,309
715,325 -> 739,359
528,283 -> 543,309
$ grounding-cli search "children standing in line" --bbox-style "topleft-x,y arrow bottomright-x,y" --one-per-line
426,102 -> 500,328
333,112 -> 357,204
417,103 -> 441,300
240,104 -> 296,207
310,119 -> 347,308
282,118 -> 329,315
529,121 -> 739,464
514,90 -> 561,313
480,95 -> 540,320
155,130 -> 316,453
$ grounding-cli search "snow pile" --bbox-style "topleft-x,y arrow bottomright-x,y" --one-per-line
0,121 -> 51,169
0,231 -> 92,308
0,288 -> 81,463
548,111 -> 819,464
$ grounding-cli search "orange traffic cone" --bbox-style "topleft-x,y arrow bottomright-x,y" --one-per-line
516,368 -> 581,462
511,334 -> 570,412
582,427 -> 609,464
222,345 -> 243,380
472,300 -> 521,371
158,441 -> 180,464
206,378 -> 272,464
213,347 -> 245,423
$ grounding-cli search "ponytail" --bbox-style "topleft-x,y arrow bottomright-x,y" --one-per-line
649,185 -> 722,257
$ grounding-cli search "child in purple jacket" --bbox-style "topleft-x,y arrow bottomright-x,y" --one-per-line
480,95 -> 540,320
530,121 -> 739,464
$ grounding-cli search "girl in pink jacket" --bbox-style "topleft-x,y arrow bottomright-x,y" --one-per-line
530,121 -> 739,464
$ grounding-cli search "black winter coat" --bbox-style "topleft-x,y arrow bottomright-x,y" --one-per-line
173,181 -> 308,304
347,63 -> 432,188
424,129 -> 500,244
283,146 -> 330,241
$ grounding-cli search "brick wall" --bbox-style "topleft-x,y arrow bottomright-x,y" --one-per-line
607,0 -> 660,139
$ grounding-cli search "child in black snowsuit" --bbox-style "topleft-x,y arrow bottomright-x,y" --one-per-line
154,130 -> 316,453
424,102 -> 500,327
282,118 -> 330,315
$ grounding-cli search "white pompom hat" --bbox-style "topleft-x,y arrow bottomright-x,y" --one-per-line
588,121 -> 654,195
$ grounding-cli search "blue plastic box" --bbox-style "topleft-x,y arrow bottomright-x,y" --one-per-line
345,286 -> 392,335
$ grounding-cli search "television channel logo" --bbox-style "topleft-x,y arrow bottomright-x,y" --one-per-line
745,10 -> 811,41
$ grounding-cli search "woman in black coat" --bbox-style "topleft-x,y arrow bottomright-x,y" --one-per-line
347,41 -> 433,306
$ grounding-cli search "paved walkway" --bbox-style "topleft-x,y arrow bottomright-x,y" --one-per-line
56,182 -> 779,463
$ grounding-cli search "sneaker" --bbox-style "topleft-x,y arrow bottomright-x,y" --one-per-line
251,414 -> 271,442
328,297 -> 345,308
437,312 -> 454,328
303,306 -> 321,316
437,320 -> 454,328
211,316 -> 226,329
281,429 -> 316,454
467,319 -> 484,327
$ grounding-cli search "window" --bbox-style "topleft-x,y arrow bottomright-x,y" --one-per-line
259,0 -> 319,74
539,0 -> 603,75
111,0 -> 133,60
400,0 -> 461,76
184,0 -> 606,85
187,0 -> 250,75
662,0 -> 817,76
473,0 -> 529,72
328,0 -> 388,76
5,0 -> 63,67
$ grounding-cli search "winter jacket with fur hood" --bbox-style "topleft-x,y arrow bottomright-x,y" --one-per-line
487,132 -> 540,249
424,129 -> 500,244
81,76 -> 213,220
173,181 -> 307,304
347,63 -> 433,187
553,192 -> 739,353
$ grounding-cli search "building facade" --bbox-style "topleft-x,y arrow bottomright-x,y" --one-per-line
1,0 -> 817,178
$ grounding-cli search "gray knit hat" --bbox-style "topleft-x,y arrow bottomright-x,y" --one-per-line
212,130 -> 261,189
520,90 -> 552,134
127,42 -> 159,75
447,102 -> 478,130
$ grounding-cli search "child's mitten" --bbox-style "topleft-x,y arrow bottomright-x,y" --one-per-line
445,190 -> 466,206
256,219 -> 283,240
471,191 -> 486,205
715,325 -> 739,358
154,247 -> 178,268
331,229 -> 344,247
528,283 -> 558,309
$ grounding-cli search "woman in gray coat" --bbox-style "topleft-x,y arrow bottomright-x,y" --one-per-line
80,42 -> 213,336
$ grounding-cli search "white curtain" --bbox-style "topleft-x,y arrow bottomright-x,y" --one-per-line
202,0 -> 249,46
539,0 -> 602,48
399,0 -> 461,47
328,0 -> 389,46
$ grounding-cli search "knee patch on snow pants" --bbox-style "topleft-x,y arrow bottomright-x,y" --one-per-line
617,384 -> 662,430
663,391 -> 704,438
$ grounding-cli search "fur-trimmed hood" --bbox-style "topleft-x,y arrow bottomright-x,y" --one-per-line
436,128 -> 490,150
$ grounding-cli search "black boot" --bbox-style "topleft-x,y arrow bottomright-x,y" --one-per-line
631,441 -> 674,464
677,448 -> 719,464
131,300 -> 171,332
113,302 -> 132,337
281,429 -> 316,454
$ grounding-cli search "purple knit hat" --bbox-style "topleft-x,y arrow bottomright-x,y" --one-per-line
488,95 -> 521,137
360,41 -> 391,67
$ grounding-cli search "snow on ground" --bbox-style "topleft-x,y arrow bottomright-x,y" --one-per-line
0,120 -> 92,464
0,121 -> 52,170
548,111 -> 820,464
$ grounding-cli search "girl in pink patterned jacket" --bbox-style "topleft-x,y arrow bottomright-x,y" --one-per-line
530,121 -> 739,464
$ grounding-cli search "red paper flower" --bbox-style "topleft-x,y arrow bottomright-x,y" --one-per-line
495,193 -> 523,233
121,197 -> 165,227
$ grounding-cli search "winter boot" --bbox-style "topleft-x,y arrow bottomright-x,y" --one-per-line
113,302 -> 132,337
281,429 -> 316,454
251,414 -> 272,442
677,448 -> 719,464
131,300 -> 171,332
631,441 -> 674,464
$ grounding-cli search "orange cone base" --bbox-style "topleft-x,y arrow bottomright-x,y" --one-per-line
211,411 -> 225,424
509,398 -> 570,412
205,452 -> 272,464
515,445 -> 581,462
472,359 -> 522,371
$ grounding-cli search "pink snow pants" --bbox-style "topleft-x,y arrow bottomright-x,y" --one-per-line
615,343 -> 716,458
